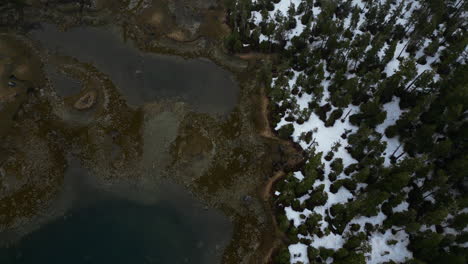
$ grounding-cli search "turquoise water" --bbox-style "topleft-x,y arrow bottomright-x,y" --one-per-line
0,198 -> 228,264
0,161 -> 232,264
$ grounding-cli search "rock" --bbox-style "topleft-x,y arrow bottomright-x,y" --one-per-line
73,90 -> 96,110
242,195 -> 252,204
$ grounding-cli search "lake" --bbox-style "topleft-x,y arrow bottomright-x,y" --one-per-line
0,23 -> 237,264
0,160 -> 233,264
30,23 -> 239,115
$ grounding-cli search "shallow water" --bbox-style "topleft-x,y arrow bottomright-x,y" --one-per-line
0,199 -> 230,264
1,22 -> 237,263
44,65 -> 82,97
30,24 -> 238,115
0,160 -> 232,264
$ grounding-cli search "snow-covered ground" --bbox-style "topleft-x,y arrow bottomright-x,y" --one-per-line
248,0 -> 453,263
367,229 -> 412,264
376,97 -> 406,166
289,243 -> 310,263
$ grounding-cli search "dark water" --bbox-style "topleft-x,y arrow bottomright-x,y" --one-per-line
0,199 -> 229,264
29,24 -> 238,115
0,161 -> 232,264
4,22 -> 238,264
45,65 -> 82,97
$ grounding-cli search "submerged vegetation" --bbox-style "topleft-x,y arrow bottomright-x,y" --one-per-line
225,0 -> 467,263
0,1 -> 303,263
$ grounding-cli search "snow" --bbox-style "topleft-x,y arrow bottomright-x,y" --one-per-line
351,0 -> 365,9
249,0 -> 453,262
343,15 -> 351,29
252,9 -> 262,23
444,226 -> 459,236
395,0 -> 420,26
384,40 -> 409,77
311,185 -> 354,230
377,97 -> 403,134
262,0 -> 305,25
293,171 -> 305,181
269,2 -> 410,256
285,206 -> 303,227
423,191 -> 436,204
367,229 -> 413,264
312,6 -> 321,19
384,59 -> 400,77
298,194 -> 310,204
415,177 -> 425,187
259,33 -> 269,42
287,15 -> 306,40
297,93 -> 313,110
347,211 -> 387,233
315,184 -> 352,207
356,11 -> 366,31
275,103 -> 360,169
285,206 -> 313,227
376,97 -> 406,166
356,183 -> 368,192
378,43 -> 389,60
289,243 -> 310,264
420,224 -> 437,232
392,201 -> 409,213
310,233 -> 345,250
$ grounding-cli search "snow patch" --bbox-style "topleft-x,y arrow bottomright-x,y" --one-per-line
392,201 -> 409,213
311,233 -> 345,250
289,243 -> 310,264
367,229 -> 412,264
376,97 -> 406,166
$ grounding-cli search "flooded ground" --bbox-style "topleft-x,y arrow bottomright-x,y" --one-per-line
1,23 -> 236,263
44,65 -> 82,97
30,23 -> 238,115
0,200 -> 227,264
0,1 -> 302,263
0,159 -> 231,264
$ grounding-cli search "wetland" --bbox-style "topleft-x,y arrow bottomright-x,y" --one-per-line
0,1 -> 303,263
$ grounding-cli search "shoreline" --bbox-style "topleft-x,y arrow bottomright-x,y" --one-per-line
0,2 -> 303,263
253,76 -> 306,263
